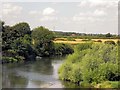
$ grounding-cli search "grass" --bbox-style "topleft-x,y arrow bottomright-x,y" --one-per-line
94,81 -> 119,88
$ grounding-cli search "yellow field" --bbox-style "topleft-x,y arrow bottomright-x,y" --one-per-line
53,38 -> 119,45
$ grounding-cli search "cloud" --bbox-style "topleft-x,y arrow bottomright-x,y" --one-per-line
94,9 -> 106,16
40,16 -> 58,21
73,9 -> 106,22
29,10 -> 41,15
40,7 -> 57,21
3,3 -> 23,15
78,0 -> 118,8
42,7 -> 55,15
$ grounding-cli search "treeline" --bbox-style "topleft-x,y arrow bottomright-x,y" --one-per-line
1,21 -> 73,63
59,43 -> 120,88
54,31 -> 119,39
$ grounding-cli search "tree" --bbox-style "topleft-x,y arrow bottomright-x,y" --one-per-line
12,22 -> 31,37
32,26 -> 55,56
0,20 -> 5,32
105,33 -> 112,37
2,22 -> 36,62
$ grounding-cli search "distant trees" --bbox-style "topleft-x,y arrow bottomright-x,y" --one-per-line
54,31 -> 118,39
105,33 -> 112,37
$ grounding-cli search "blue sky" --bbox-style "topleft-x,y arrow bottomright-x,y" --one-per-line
0,0 -> 118,34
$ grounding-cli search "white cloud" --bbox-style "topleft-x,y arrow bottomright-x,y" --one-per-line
3,3 -> 23,15
73,9 -> 106,22
78,0 -> 118,8
42,7 -> 55,15
40,7 -> 57,21
29,10 -> 41,15
40,16 -> 58,21
93,9 -> 106,16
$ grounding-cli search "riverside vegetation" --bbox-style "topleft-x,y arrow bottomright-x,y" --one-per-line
1,21 -> 73,63
58,42 -> 120,88
1,21 -> 120,88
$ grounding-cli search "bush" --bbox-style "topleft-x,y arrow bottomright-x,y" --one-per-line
2,57 -> 18,63
94,40 -> 102,42
104,41 -> 116,45
67,37 -> 76,41
74,43 -> 92,52
53,43 -> 74,55
59,43 -> 119,87
96,81 -> 119,88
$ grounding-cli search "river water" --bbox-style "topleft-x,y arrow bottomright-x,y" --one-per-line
2,56 -> 80,88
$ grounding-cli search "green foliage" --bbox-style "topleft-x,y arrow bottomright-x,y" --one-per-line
32,26 -> 54,45
2,56 -> 24,63
105,33 -> 112,37
59,43 -> 119,87
2,22 -> 36,63
96,81 -> 119,88
11,22 -> 31,37
32,26 -> 55,56
104,41 -> 116,45
67,37 -> 75,41
2,57 -> 17,62
53,43 -> 74,55
74,43 -> 92,52
54,31 -> 118,39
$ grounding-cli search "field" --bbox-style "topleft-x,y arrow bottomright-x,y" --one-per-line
54,38 -> 119,45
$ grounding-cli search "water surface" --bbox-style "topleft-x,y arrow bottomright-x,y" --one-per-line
2,56 -> 80,88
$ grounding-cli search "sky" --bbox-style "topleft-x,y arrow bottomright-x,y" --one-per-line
0,0 -> 119,34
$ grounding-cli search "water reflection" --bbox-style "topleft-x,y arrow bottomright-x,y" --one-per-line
2,56 -> 81,88
2,56 -> 64,88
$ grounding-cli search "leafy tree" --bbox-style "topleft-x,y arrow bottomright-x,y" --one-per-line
32,26 -> 55,56
2,22 -> 36,62
11,22 -> 31,37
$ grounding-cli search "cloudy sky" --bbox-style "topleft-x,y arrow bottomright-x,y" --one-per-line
0,0 -> 118,34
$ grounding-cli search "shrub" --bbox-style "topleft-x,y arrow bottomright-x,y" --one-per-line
67,37 -> 76,41
104,41 -> 116,45
94,40 -> 102,42
2,57 -> 18,63
74,43 -> 92,52
53,43 -> 74,55
59,43 -> 119,87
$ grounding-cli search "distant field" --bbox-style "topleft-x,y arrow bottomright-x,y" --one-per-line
54,38 -> 119,45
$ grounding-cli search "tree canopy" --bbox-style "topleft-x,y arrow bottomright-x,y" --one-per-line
31,26 -> 55,56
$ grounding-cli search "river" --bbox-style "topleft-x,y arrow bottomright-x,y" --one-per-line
2,56 -> 80,88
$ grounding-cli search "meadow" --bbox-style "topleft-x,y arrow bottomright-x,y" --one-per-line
54,38 -> 119,45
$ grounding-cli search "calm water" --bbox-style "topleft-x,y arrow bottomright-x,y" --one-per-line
2,56 -> 80,88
